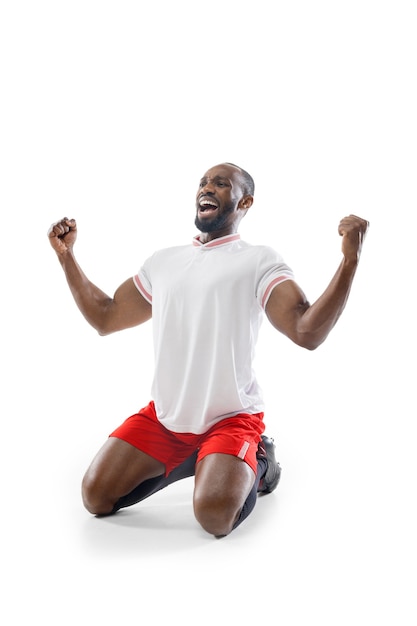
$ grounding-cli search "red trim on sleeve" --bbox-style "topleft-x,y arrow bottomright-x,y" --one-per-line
261,275 -> 291,309
133,274 -> 152,303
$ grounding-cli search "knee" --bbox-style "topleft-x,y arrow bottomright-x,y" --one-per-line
81,471 -> 115,516
193,493 -> 240,538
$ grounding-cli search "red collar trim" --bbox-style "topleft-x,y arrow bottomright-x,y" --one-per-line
192,233 -> 240,248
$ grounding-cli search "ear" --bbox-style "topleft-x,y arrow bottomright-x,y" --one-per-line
238,195 -> 254,210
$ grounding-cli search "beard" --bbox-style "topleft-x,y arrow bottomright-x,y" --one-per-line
194,202 -> 235,233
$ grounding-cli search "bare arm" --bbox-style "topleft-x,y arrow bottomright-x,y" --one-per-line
265,214 -> 369,350
48,217 -> 152,335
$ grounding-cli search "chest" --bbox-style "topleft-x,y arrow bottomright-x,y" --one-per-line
152,249 -> 259,306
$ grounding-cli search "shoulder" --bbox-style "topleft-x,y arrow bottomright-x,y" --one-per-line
238,240 -> 285,262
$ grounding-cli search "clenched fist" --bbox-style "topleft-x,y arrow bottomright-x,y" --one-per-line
338,214 -> 369,262
48,217 -> 77,255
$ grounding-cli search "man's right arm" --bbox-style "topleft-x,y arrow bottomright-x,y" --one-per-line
48,217 -> 152,335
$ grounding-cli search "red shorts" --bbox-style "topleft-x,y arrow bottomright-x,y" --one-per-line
109,401 -> 265,476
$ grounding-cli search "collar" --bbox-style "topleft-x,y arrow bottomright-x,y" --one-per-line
192,233 -> 240,249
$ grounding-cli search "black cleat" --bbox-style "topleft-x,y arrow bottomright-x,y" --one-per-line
257,435 -> 282,494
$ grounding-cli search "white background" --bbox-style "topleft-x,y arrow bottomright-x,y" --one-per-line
1,1 -> 416,624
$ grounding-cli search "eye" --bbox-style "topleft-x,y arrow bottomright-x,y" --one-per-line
216,179 -> 231,188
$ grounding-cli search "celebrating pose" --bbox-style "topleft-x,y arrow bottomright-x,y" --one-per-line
48,162 -> 368,538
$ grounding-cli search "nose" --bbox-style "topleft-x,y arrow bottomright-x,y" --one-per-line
200,179 -> 215,194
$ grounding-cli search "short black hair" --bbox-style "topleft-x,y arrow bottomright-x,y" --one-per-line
225,162 -> 255,196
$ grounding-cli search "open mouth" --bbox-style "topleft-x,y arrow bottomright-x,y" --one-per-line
198,196 -> 218,213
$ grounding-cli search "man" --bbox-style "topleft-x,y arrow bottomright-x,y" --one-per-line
48,162 -> 368,538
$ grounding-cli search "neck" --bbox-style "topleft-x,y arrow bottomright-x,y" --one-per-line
198,227 -> 239,244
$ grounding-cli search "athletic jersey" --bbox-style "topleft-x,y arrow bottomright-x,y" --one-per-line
133,233 -> 294,434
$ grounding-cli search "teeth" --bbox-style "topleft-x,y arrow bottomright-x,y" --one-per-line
200,199 -> 217,207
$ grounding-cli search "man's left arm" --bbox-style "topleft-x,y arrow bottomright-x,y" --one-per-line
265,214 -> 369,350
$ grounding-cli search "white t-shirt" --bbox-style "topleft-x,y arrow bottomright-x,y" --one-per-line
133,233 -> 294,434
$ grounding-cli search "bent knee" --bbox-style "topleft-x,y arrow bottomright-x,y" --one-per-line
193,494 -> 240,537
81,472 -> 116,516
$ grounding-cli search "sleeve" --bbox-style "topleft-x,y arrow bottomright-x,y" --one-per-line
132,255 -> 153,304
255,246 -> 295,310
